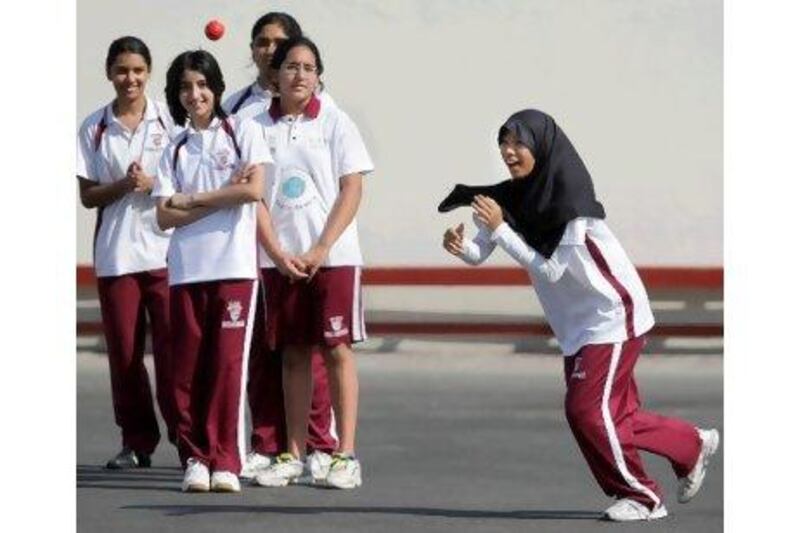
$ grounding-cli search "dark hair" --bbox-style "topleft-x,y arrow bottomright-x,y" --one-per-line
105,36 -> 152,75
250,12 -> 303,42
164,50 -> 227,126
270,36 -> 324,76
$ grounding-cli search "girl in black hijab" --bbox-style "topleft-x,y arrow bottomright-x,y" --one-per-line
440,109 -> 718,522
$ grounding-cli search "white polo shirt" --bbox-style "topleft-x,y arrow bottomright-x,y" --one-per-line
224,81 -> 337,120
253,96 -> 373,268
76,97 -> 175,277
152,116 -> 272,286
461,217 -> 655,356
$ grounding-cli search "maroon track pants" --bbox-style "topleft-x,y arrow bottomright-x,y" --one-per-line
171,279 -> 257,473
247,282 -> 337,455
563,336 -> 702,510
96,269 -> 174,454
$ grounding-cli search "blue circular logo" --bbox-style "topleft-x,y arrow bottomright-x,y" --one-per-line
281,176 -> 306,199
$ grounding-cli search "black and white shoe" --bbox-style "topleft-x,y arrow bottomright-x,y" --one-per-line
105,447 -> 151,469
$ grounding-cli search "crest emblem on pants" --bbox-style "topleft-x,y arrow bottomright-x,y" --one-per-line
222,300 -> 245,329
571,356 -> 586,380
324,315 -> 349,339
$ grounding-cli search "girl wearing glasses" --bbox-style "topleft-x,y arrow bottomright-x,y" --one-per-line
250,36 -> 373,490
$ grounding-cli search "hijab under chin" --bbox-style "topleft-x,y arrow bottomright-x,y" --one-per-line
438,109 -> 605,258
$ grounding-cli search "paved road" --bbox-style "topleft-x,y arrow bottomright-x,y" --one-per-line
77,340 -> 723,532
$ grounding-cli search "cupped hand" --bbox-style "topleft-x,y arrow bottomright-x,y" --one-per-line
471,195 -> 504,230
127,161 -> 154,193
298,244 -> 329,281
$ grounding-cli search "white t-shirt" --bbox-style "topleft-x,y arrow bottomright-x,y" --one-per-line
152,116 -> 272,286
461,217 -> 655,356
223,81 -> 337,121
76,97 -> 175,277
253,95 -> 373,267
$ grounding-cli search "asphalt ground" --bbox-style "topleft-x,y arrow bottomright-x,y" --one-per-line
77,339 -> 723,532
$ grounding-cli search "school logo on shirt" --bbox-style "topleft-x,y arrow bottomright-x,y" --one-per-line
281,176 -> 306,199
276,169 -> 314,210
144,132 -> 165,153
324,315 -> 349,339
212,149 -> 235,171
570,356 -> 586,380
222,300 -> 245,329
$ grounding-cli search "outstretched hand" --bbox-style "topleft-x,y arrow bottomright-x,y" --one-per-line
443,223 -> 465,256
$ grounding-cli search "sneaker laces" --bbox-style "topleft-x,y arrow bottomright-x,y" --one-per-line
330,453 -> 355,468
276,452 -> 299,464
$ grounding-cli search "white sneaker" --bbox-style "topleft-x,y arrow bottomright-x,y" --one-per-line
325,453 -> 362,489
211,471 -> 241,493
240,451 -> 274,479
678,428 -> 720,503
182,458 -> 210,492
603,498 -> 668,521
253,453 -> 304,487
306,450 -> 333,484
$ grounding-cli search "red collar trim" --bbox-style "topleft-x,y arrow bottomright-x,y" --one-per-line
268,94 -> 321,121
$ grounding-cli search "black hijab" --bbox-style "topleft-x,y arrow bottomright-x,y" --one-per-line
438,109 -> 605,258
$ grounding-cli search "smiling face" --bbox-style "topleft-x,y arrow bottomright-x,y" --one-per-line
251,22 -> 289,84
276,45 -> 319,109
179,69 -> 215,128
499,131 -> 536,179
107,52 -> 150,104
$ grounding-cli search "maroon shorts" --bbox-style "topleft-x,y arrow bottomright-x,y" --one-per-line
262,266 -> 365,349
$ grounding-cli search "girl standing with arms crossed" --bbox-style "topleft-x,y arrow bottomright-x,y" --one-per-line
153,50 -> 271,493
76,36 -> 175,470
251,36 -> 373,490
224,11 -> 338,482
440,109 -> 719,522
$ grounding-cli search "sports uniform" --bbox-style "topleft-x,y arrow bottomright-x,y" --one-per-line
255,94 -> 372,349
249,92 -> 373,489
76,96 -> 176,459
224,84 -> 339,462
440,108 -> 717,521
462,217 -> 701,511
152,115 -> 272,475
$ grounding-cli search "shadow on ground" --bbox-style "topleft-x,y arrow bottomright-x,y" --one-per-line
123,503 -> 601,521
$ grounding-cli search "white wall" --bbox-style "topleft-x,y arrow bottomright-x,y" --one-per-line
76,0 -> 721,267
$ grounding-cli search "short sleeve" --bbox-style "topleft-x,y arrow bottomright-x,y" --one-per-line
236,118 -> 272,166
76,116 -> 98,181
152,142 -> 178,198
331,110 -> 374,179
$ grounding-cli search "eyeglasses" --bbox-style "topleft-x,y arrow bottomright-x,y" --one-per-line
282,62 -> 318,75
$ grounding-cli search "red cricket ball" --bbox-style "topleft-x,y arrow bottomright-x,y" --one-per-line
204,19 -> 225,41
